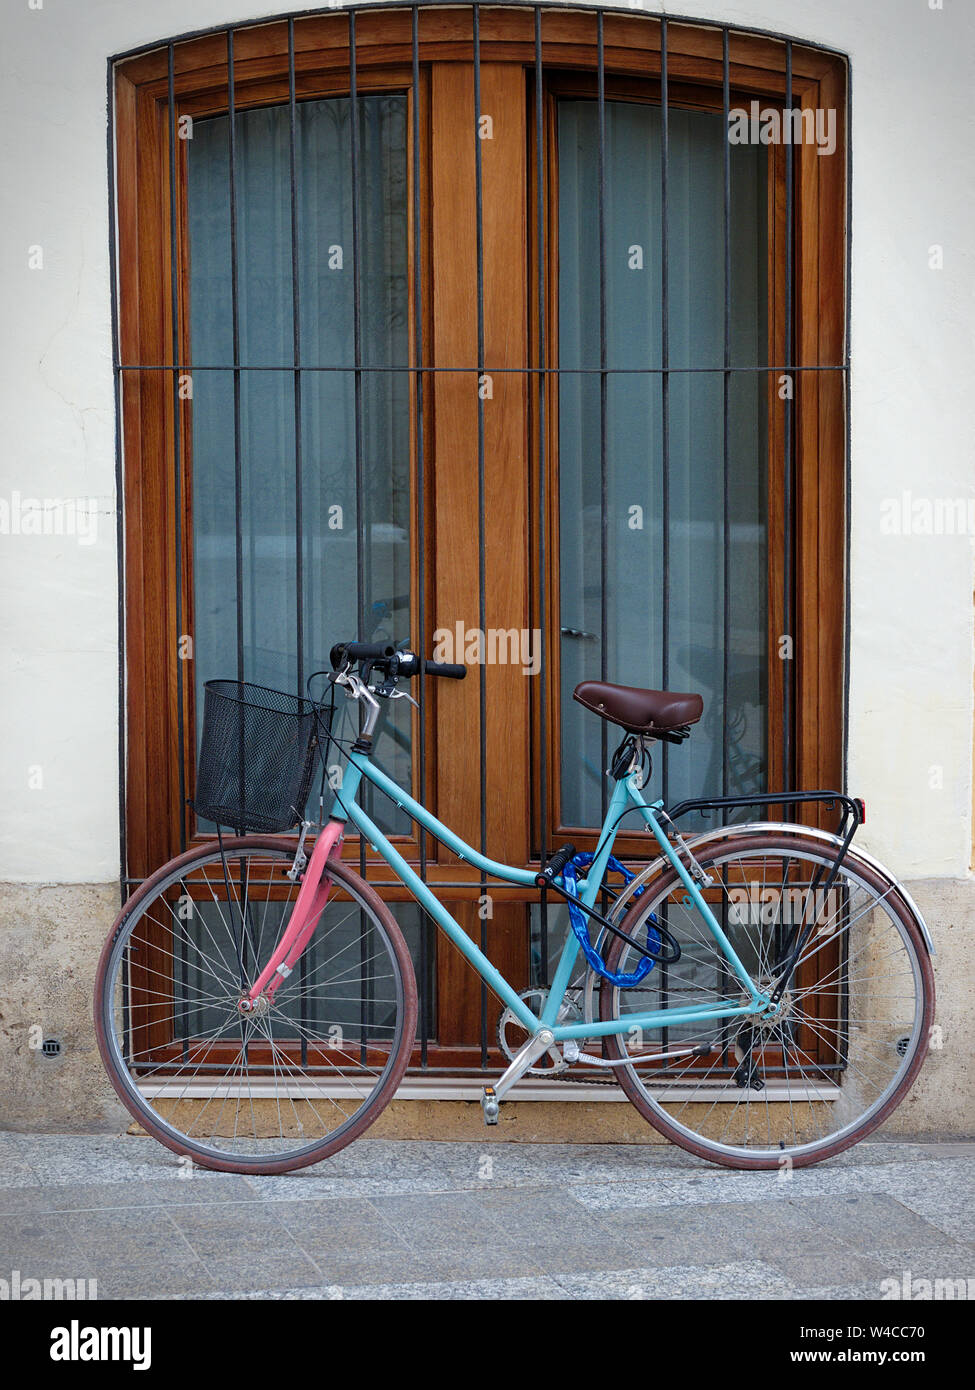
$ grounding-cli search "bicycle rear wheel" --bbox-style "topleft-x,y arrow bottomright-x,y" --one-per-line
599,830 -> 935,1168
95,837 -> 416,1174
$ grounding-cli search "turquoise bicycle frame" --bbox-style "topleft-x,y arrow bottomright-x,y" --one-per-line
327,748 -> 769,1042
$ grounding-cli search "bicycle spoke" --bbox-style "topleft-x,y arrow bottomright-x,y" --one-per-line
604,836 -> 930,1164
99,844 -> 411,1168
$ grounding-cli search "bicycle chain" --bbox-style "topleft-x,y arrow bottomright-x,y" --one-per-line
550,1063 -> 618,1086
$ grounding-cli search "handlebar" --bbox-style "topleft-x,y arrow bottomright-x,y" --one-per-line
402,653 -> 467,681
329,641 -> 467,681
330,641 -> 396,667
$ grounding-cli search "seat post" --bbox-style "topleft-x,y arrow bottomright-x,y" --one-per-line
610,734 -> 648,780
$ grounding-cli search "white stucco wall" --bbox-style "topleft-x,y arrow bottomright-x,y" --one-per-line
1,0 -> 973,883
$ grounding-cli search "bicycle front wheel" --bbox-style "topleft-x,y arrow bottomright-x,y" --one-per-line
95,838 -> 417,1174
599,830 -> 935,1169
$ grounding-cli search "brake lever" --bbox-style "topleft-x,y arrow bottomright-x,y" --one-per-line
335,669 -> 364,697
371,672 -> 419,707
387,687 -> 419,709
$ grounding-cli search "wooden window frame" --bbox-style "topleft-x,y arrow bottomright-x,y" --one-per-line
114,6 -> 847,1069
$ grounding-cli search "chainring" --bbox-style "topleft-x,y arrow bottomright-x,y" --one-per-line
496,988 -> 585,1076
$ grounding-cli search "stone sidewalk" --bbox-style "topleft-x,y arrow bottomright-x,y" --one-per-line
0,1133 -> 972,1300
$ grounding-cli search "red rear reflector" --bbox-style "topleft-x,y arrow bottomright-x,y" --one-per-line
854,797 -> 866,824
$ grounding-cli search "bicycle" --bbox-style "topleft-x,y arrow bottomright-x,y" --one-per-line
95,641 -> 936,1173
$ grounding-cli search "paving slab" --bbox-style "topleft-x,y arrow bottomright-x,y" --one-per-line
0,1134 -> 969,1300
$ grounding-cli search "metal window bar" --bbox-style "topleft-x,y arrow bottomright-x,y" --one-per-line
288,20 -> 304,700
594,10 -> 613,965
842,60 -> 853,798
287,19 -> 310,1070
721,29 -> 731,807
166,45 -> 190,1064
106,50 -> 130,1055
227,32 -> 244,693
660,14 -> 671,810
657,16 -> 673,1054
597,12 -> 608,829
349,11 -> 368,652
473,4 -> 489,1067
412,3 -> 431,1065
166,46 -> 187,857
783,40 -> 795,799
112,4 -> 850,1079
117,364 -> 846,375
225,28 -> 250,1071
348,11 -> 372,1064
718,28 -> 733,1065
534,5 -> 549,984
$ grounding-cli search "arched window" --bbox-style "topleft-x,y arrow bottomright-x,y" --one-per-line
113,4 -> 847,1069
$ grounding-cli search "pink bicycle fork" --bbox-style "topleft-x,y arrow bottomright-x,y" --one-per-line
242,819 -> 345,1006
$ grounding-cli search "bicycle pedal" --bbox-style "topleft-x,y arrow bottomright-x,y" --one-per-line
480,1086 -> 500,1126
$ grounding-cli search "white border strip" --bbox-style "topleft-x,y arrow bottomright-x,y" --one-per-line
141,1076 -> 840,1104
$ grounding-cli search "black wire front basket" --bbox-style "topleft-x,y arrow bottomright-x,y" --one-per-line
191,680 -> 326,834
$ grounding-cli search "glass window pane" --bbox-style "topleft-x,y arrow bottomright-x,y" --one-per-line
557,98 -> 768,826
187,95 -> 411,833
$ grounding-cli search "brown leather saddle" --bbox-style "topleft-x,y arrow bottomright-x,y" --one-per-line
573,680 -> 704,737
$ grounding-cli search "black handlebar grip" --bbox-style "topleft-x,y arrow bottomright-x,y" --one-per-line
423,660 -> 467,680
535,842 -> 577,888
330,641 -> 397,668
